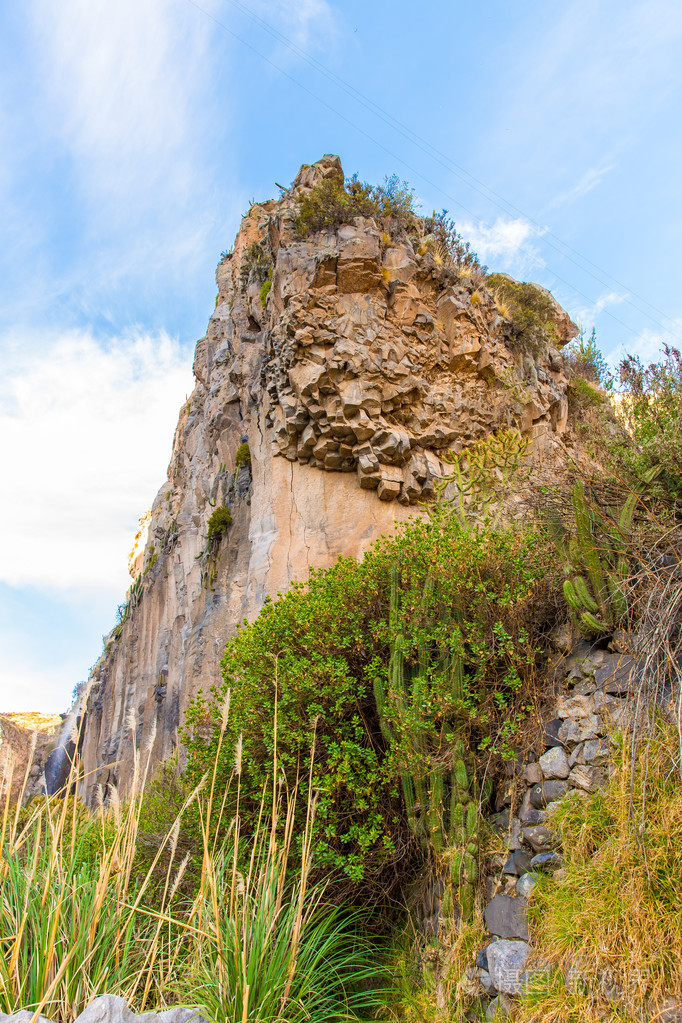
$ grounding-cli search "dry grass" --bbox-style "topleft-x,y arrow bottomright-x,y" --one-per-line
515,723 -> 682,1022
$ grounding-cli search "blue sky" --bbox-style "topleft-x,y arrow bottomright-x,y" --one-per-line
2,0 -> 682,712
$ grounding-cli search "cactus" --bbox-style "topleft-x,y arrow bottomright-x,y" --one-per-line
382,563 -> 484,923
438,429 -> 530,530
563,482 -> 637,637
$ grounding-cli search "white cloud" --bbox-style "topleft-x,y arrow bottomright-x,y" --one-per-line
573,291 -> 627,328
459,216 -> 545,272
610,318 -> 682,368
0,663 -> 80,714
545,162 -> 615,211
249,0 -> 336,49
28,0 -> 215,211
0,329 -> 194,590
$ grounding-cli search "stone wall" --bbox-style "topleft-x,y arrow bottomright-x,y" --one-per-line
472,643 -> 642,1019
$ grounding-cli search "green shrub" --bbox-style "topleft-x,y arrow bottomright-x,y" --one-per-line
259,270 -> 272,307
234,442 -> 251,470
183,514 -> 556,892
614,344 -> 682,500
206,505 -> 232,541
295,173 -> 417,236
564,326 -> 613,388
568,376 -> 606,410
486,273 -> 560,355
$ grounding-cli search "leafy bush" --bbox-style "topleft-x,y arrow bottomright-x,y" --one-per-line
183,513 -> 557,892
568,376 -> 606,410
259,270 -> 272,307
486,273 -> 560,355
206,505 -> 232,541
234,442 -> 251,470
614,344 -> 682,500
564,326 -> 613,388
295,173 -> 417,236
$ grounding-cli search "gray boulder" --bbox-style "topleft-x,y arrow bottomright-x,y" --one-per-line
594,653 -> 638,694
516,873 -> 537,898
486,939 -> 530,995
484,894 -> 529,940
478,968 -> 497,995
522,825 -> 558,854
569,764 -> 605,792
530,851 -> 563,871
529,780 -> 568,809
502,849 -> 532,876
74,997 -> 136,1023
538,746 -> 570,780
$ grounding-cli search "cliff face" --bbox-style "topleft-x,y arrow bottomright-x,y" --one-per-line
81,156 -> 578,798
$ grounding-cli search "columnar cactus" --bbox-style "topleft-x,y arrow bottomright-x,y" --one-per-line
563,482 -> 636,636
381,562 -> 485,922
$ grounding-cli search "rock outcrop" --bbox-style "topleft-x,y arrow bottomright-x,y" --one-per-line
80,155 -> 579,799
0,712 -> 61,804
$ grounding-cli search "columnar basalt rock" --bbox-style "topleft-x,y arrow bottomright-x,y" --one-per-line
79,155 -> 579,799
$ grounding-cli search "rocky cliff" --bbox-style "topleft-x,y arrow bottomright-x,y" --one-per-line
80,156 -> 579,799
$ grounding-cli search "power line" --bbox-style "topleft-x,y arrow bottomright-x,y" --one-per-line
185,0 -> 680,345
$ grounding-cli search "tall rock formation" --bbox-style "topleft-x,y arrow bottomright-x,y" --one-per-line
80,156 -> 578,798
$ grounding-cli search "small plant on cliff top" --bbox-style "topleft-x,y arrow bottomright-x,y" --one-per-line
486,272 -> 559,356
422,210 -> 485,278
295,173 -> 417,236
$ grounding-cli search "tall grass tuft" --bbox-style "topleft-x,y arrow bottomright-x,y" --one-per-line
188,790 -> 383,1023
0,716 -> 194,1021
0,702 -> 384,1023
